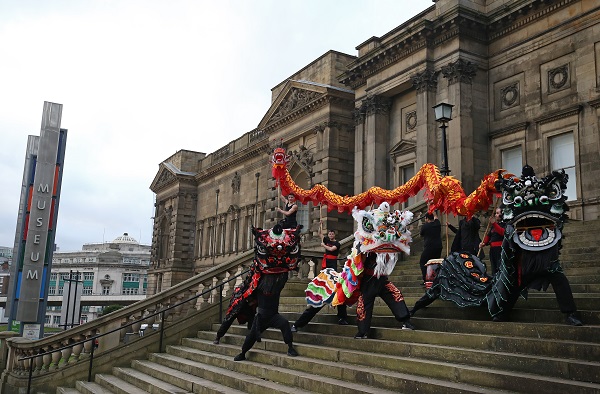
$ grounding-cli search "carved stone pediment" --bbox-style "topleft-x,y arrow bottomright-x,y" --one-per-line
258,81 -> 328,130
151,167 -> 177,191
390,140 -> 417,158
150,162 -> 196,192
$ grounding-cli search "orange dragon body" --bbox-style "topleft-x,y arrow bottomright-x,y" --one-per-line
271,147 -> 506,217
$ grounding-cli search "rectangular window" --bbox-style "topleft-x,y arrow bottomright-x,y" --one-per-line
83,272 -> 94,281
550,132 -> 576,201
45,315 -> 50,324
49,287 -> 56,295
58,286 -> 64,295
122,287 -> 139,295
122,273 -> 140,282
400,164 -> 416,209
53,316 -> 61,325
501,146 -> 523,177
82,286 -> 93,295
102,285 -> 110,295
50,273 -> 58,281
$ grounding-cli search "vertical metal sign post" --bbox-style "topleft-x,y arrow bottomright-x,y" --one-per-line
60,270 -> 82,330
6,102 -> 67,339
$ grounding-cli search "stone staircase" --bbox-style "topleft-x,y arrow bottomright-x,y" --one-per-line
57,219 -> 600,393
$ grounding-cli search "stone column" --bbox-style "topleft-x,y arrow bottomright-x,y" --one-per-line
363,95 -> 392,188
353,106 -> 366,195
441,59 -> 478,192
411,69 -> 440,170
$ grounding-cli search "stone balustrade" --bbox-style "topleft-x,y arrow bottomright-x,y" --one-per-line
0,247 -> 326,393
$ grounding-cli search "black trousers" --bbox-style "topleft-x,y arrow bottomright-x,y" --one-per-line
241,311 -> 293,354
503,271 -> 577,315
294,304 -> 347,328
419,247 -> 442,281
356,276 -> 410,336
489,246 -> 501,275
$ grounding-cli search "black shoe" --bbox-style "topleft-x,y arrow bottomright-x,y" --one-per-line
290,324 -> 298,333
492,314 -> 507,322
338,319 -> 349,326
354,333 -> 367,339
287,346 -> 298,357
566,313 -> 583,326
401,320 -> 415,330
256,336 -> 262,343
233,353 -> 246,361
212,337 -> 220,345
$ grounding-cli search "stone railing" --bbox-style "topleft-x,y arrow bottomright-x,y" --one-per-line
0,244 -> 329,394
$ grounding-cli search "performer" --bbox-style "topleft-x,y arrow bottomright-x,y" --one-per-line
479,207 -> 505,274
277,193 -> 298,229
291,230 -> 347,332
234,272 -> 299,360
418,213 -> 442,285
212,224 -> 303,353
312,203 -> 416,338
354,251 -> 414,338
449,215 -> 482,256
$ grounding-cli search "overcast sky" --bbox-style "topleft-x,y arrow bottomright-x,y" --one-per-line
0,0 -> 431,252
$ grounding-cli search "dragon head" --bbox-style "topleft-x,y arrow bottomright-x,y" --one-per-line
495,165 -> 569,251
252,224 -> 302,274
351,202 -> 413,277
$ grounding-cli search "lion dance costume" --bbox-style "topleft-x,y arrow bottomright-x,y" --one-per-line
212,224 -> 303,359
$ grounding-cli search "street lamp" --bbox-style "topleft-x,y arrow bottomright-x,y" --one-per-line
432,102 -> 454,176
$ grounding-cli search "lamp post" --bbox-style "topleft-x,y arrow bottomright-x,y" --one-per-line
432,102 -> 454,177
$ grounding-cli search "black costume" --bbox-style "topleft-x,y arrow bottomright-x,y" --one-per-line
234,273 -> 297,360
280,202 -> 297,229
355,253 -> 412,338
418,218 -> 442,282
450,216 -> 482,256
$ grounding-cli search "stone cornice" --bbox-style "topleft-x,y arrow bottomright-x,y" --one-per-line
263,94 -> 354,133
534,105 -> 582,125
588,98 -> 600,109
488,0 -> 579,41
339,1 -> 581,90
195,140 -> 270,182
489,122 -> 530,139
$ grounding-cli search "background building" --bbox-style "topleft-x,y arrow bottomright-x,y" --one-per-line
44,233 -> 150,327
149,0 -> 600,295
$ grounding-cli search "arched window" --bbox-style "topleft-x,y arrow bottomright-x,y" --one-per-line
288,163 -> 311,233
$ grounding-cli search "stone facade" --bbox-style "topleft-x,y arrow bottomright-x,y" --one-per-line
148,52 -> 356,294
149,0 -> 600,294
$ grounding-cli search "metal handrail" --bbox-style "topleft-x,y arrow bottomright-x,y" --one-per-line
19,267 -> 250,394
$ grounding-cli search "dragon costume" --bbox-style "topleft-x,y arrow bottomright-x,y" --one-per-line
214,224 -> 302,344
411,165 -> 583,325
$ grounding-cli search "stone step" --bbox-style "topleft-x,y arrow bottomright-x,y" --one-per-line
195,330 -> 600,393
167,343 -> 405,394
279,301 -> 600,325
148,351 -> 315,393
132,359 -> 247,394
93,374 -> 150,394
216,322 -> 600,370
181,337 -> 508,394
276,309 -> 600,345
279,294 -> 600,310
111,367 -> 189,394
75,381 -> 114,394
56,387 -> 86,394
